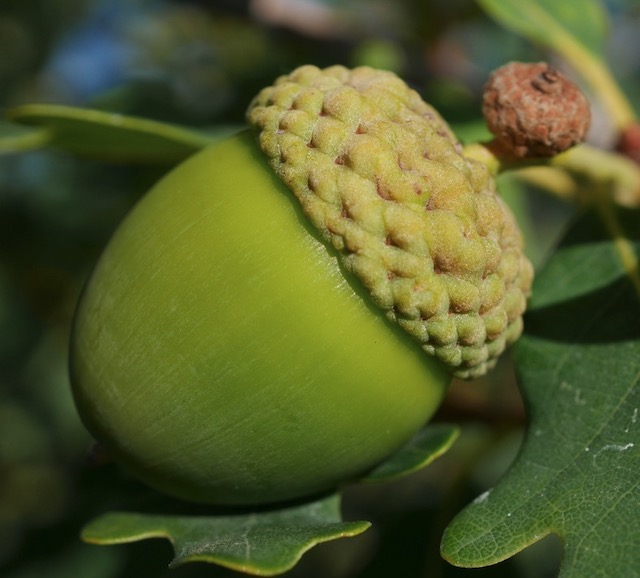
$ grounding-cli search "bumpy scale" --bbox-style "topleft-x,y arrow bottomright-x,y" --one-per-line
247,65 -> 533,378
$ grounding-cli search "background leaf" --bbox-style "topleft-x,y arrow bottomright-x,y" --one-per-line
476,0 -> 608,59
0,121 -> 51,154
441,205 -> 640,576
6,105 -> 221,164
82,494 -> 369,576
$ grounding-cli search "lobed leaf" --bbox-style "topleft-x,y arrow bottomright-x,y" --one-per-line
82,494 -> 369,576
441,205 -> 640,577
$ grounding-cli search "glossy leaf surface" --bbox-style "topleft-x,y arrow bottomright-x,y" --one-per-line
441,205 -> 640,577
82,494 -> 368,576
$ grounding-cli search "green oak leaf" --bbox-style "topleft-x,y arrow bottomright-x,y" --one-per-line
82,494 -> 369,576
361,423 -> 459,483
5,104 -> 221,163
441,205 -> 640,577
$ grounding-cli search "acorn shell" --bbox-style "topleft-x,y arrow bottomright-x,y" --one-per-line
70,131 -> 449,506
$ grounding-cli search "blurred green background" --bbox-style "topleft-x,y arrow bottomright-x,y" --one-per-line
1,1 -> 638,577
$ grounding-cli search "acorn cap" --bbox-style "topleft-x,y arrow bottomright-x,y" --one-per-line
247,65 -> 534,378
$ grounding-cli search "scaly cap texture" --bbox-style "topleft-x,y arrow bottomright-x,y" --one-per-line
247,65 -> 533,378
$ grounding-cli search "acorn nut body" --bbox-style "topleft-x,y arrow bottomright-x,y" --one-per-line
70,131 -> 450,505
70,65 -> 532,506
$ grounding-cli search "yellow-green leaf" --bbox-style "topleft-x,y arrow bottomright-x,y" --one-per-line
82,494 -> 369,576
477,0 -> 607,58
6,104 -> 220,164
0,120 -> 51,154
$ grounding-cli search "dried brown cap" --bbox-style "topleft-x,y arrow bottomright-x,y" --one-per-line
482,61 -> 591,158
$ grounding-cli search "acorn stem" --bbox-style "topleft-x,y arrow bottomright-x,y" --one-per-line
462,140 -> 540,175
551,144 -> 640,207
463,141 -> 640,208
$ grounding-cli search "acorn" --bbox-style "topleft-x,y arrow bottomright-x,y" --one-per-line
69,65 -> 533,506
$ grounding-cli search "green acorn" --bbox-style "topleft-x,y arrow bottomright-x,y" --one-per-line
70,65 -> 533,506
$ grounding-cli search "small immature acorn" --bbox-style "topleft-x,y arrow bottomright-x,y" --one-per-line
70,65 -> 533,506
482,61 -> 591,158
